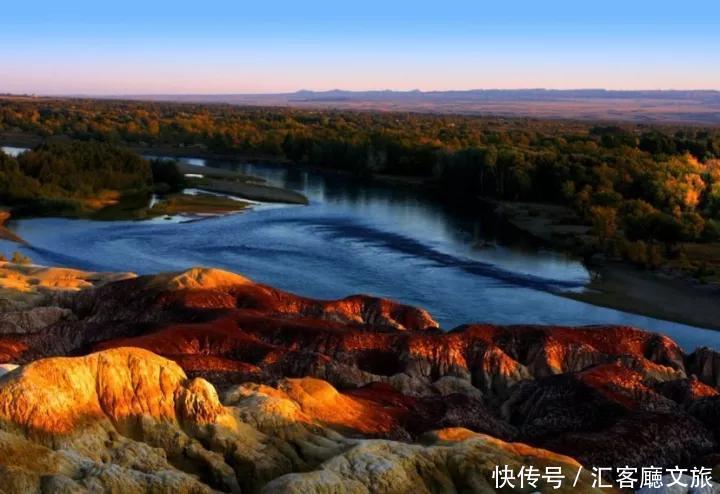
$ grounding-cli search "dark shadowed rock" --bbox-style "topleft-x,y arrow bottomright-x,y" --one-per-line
0,306 -> 74,334
502,363 -> 716,469
688,347 -> 720,388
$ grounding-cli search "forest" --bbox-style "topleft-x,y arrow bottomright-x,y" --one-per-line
1,97 -> 720,274
0,140 -> 152,215
0,139 -> 191,216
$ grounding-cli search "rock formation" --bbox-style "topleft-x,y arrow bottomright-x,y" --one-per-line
0,306 -> 74,334
0,263 -> 719,491
0,261 -> 135,308
0,348 -> 603,493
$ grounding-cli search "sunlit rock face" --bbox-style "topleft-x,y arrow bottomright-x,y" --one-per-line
60,266 -> 439,331
30,268 -> 684,389
1,265 -> 720,485
0,348 -> 234,493
0,348 -> 600,494
0,262 -> 135,298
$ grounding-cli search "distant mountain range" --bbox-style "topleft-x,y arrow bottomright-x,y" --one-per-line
105,89 -> 720,124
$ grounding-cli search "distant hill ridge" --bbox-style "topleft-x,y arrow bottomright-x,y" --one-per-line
291,88 -> 720,102
93,88 -> 720,124
112,88 -> 720,102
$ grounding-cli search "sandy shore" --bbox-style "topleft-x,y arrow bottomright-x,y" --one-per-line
176,163 -> 307,204
195,178 -> 309,205
563,261 -> 720,331
485,199 -> 720,330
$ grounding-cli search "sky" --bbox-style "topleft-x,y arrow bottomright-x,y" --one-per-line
1,0 -> 719,94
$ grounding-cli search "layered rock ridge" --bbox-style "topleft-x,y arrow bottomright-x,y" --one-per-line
0,348 -> 602,493
0,264 -> 719,490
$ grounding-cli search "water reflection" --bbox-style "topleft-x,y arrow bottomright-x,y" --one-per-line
2,153 -> 718,350
209,158 -> 589,284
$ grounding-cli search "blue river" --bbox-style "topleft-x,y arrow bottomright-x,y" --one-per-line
2,147 -> 718,350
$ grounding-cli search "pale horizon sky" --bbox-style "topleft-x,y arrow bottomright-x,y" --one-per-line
1,0 -> 719,95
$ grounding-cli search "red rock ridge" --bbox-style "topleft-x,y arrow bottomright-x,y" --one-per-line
1,266 -> 719,473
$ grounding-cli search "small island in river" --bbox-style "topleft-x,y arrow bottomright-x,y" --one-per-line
0,139 -> 307,223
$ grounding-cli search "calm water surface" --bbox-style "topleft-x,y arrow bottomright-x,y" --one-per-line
2,150 -> 718,350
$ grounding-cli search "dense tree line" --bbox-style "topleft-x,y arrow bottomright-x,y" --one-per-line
2,97 -> 720,269
0,140 -> 152,214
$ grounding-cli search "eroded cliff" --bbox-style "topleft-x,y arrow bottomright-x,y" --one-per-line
0,348 -> 602,493
0,264 -> 719,492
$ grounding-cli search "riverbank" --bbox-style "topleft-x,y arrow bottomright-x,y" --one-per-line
0,140 -> 307,228
148,192 -> 250,216
0,132 -> 292,165
484,200 -> 720,330
481,199 -> 591,246
177,162 -> 309,204
191,177 -> 309,204
0,211 -> 26,245
1,131 -> 431,191
564,261 -> 720,331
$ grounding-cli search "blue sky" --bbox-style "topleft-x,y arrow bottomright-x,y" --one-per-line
1,0 -> 719,94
